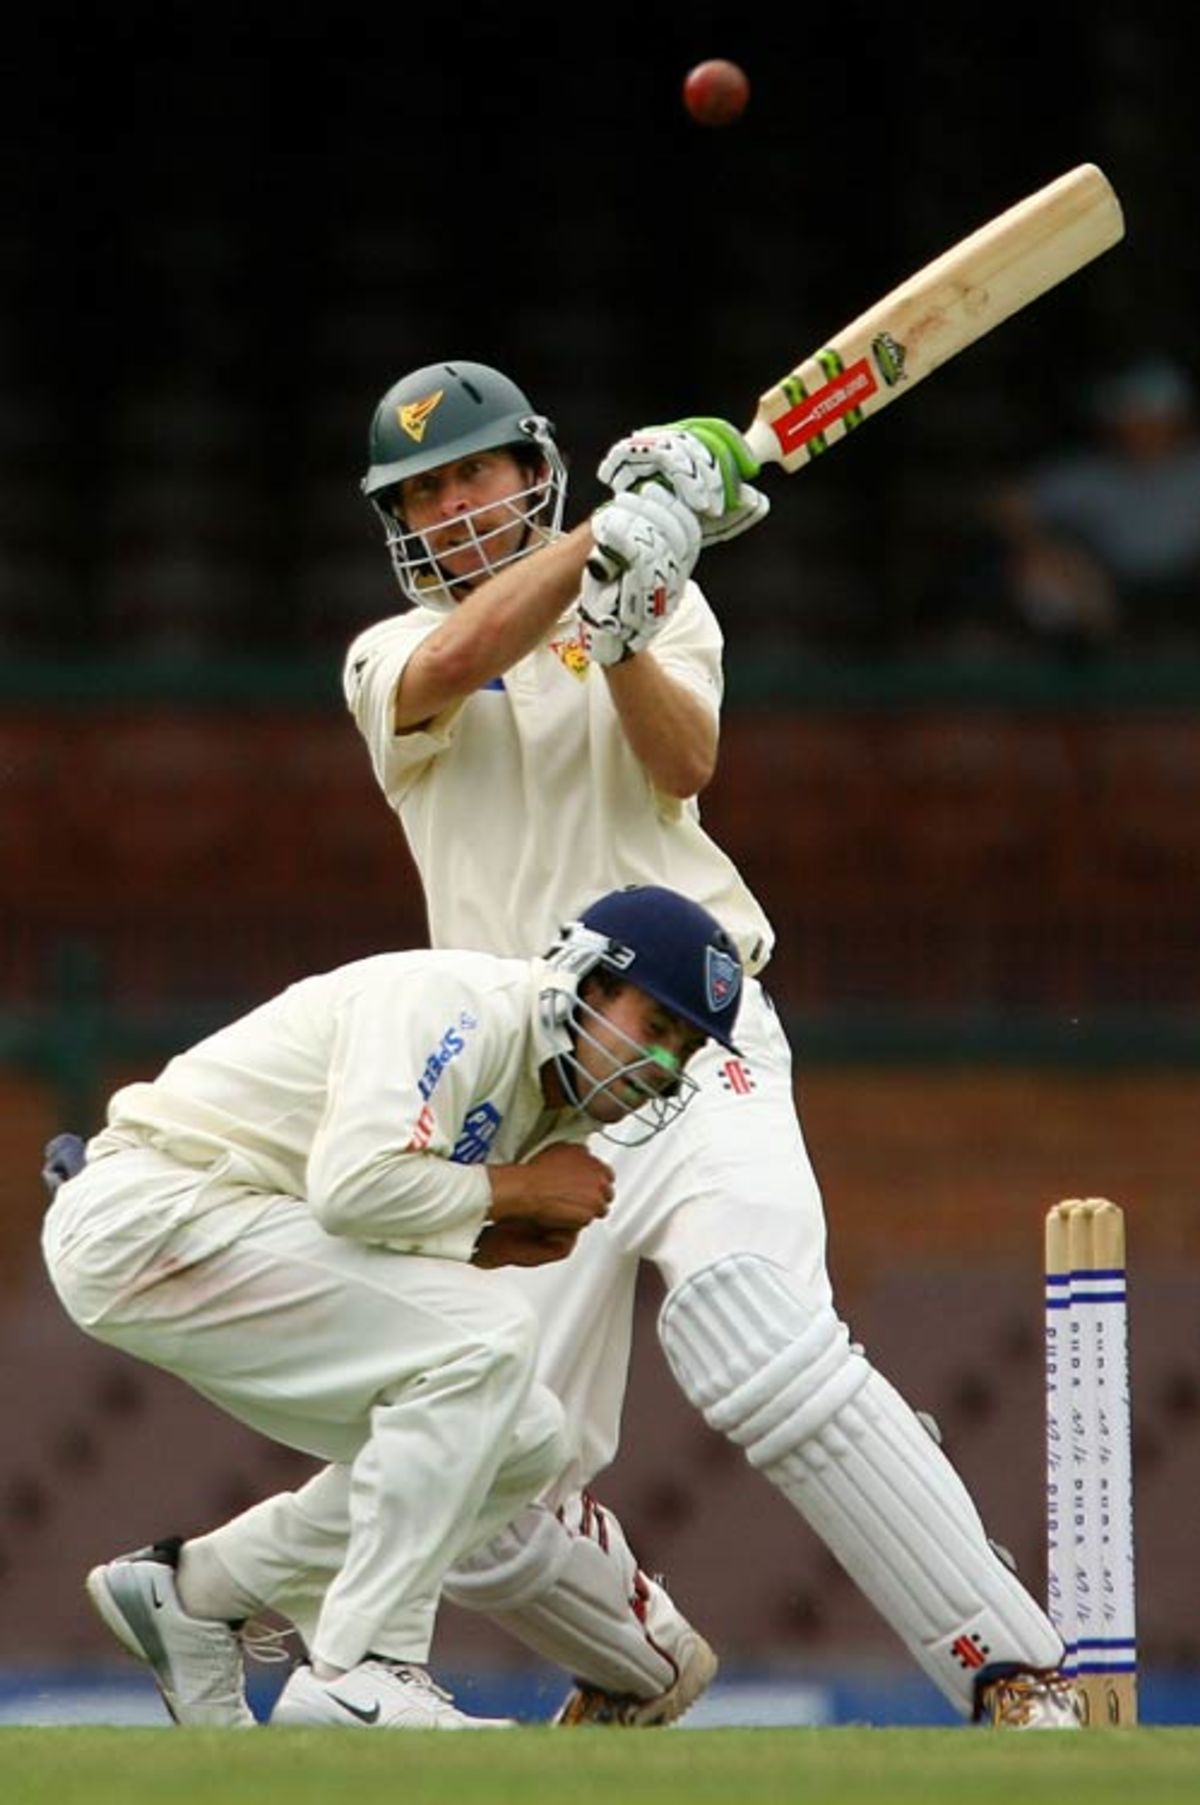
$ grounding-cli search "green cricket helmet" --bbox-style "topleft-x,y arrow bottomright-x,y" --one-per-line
361,360 -> 567,609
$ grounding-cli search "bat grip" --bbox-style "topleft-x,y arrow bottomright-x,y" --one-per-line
585,544 -> 622,583
588,471 -> 664,583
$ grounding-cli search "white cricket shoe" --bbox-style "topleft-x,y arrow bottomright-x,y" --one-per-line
271,1659 -> 515,1730
86,1538 -> 256,1726
976,1669 -> 1084,1729
554,1579 -> 718,1727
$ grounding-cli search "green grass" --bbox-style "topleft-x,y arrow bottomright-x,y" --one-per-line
2,1726 -> 1199,1805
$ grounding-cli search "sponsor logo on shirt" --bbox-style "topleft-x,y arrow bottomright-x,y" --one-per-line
418,1011 -> 479,1102
405,1102 -> 436,1151
718,1058 -> 755,1096
452,1101 -> 502,1164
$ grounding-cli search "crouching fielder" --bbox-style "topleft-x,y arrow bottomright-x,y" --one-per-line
42,885 -> 742,1730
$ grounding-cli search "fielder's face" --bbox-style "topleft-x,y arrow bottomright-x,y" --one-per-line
395,449 -> 544,591
566,984 -> 707,1130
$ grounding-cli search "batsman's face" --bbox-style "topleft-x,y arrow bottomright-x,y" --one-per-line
397,450 -> 536,587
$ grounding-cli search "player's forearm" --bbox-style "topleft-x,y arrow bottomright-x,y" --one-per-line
394,525 -> 594,728
603,656 -> 718,798
307,1150 -> 491,1259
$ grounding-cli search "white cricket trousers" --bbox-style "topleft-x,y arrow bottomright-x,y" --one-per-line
41,1145 -> 565,1670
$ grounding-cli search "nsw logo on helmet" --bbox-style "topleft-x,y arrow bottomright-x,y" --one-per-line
706,945 -> 741,1016
398,391 -> 445,443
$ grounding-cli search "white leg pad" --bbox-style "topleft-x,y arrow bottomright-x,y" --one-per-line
659,1254 -> 1062,1714
445,1495 -> 696,1699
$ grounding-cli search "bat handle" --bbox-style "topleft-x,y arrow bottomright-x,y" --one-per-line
585,544 -> 622,583
588,471 -> 664,583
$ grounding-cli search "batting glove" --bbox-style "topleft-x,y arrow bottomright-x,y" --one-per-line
581,486 -> 701,665
673,416 -> 771,543
598,416 -> 770,546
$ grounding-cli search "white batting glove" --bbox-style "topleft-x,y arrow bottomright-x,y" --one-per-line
580,486 -> 701,666
598,429 -> 727,518
598,416 -> 770,546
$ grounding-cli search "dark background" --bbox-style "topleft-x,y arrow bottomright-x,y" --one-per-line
2,4 -> 1194,663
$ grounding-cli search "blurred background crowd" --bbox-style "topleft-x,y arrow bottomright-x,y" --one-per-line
1,4 -> 1198,1723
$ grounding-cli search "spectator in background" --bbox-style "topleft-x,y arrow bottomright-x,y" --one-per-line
934,356 -> 1200,662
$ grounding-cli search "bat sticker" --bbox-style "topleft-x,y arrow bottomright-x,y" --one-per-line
871,332 -> 907,385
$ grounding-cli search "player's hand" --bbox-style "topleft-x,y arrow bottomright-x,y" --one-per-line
486,1143 -> 615,1234
675,417 -> 771,543
581,486 -> 700,666
471,1220 -> 581,1269
598,417 -> 770,546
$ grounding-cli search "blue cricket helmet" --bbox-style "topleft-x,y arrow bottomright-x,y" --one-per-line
576,885 -> 743,1052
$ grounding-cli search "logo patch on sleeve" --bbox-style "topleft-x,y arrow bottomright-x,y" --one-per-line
452,1102 -> 502,1164
718,1058 -> 755,1096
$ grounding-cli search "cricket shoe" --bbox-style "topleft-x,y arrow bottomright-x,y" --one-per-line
975,1666 -> 1084,1729
271,1659 -> 515,1730
85,1536 -> 261,1727
554,1581 -> 718,1727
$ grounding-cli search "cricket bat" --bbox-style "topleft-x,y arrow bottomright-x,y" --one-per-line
742,163 -> 1124,471
587,164 -> 1123,584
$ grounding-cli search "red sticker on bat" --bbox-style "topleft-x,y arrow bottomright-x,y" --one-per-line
770,357 -> 879,454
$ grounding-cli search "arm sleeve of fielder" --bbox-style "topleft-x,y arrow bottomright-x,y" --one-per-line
305,969 -> 500,1258
657,1253 -> 1064,1717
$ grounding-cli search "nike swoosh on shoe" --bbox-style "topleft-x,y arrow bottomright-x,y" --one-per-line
330,1693 -> 382,1725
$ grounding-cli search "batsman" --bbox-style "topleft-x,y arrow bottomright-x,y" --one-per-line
77,363 -> 1081,1729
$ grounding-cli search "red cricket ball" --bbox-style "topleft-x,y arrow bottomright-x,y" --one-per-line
683,59 -> 750,128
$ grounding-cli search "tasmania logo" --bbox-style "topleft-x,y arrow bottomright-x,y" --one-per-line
549,633 -> 589,679
398,390 -> 444,443
719,1058 -> 755,1096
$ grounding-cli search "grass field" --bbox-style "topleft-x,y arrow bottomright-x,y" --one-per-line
3,1726 -> 1199,1805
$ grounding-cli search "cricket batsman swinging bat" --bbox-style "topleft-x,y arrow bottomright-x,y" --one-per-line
742,163 -> 1124,472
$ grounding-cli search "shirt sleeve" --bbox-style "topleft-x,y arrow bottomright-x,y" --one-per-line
343,613 -> 467,804
305,964 -> 515,1261
645,582 -> 725,715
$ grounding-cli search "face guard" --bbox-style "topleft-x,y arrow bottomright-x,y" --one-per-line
361,360 -> 568,610
553,986 -> 701,1147
376,451 -> 565,610
540,925 -> 701,1146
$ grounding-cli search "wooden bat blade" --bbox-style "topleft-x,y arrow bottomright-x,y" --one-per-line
744,164 -> 1125,472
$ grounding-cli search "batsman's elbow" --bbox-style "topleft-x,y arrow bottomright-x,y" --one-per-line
657,746 -> 718,800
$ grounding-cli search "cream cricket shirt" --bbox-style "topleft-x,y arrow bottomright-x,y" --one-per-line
87,950 -> 588,1264
343,584 -> 774,973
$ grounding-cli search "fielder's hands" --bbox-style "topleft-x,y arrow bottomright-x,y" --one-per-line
598,416 -> 770,546
475,1143 -> 615,1268
580,485 -> 701,665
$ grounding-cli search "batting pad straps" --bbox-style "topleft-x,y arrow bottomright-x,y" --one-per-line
659,1254 -> 871,1466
